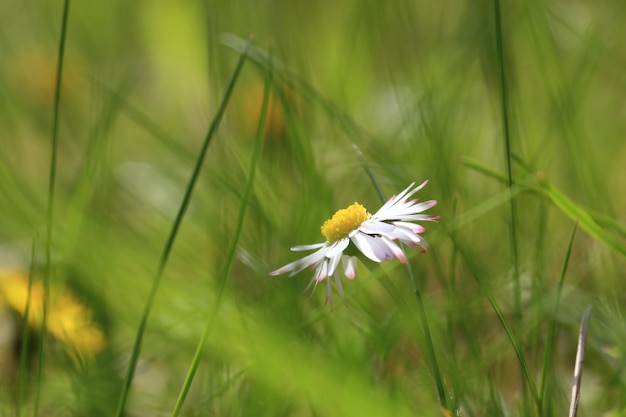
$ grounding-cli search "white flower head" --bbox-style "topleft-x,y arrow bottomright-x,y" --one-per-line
270,181 -> 438,303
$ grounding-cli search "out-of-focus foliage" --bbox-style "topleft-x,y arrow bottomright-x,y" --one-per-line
1,0 -> 626,415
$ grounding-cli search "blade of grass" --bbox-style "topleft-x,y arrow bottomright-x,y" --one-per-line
538,181 -> 626,258
17,237 -> 38,417
447,232 -> 540,411
170,49 -> 270,417
461,156 -> 626,259
113,44 -> 249,417
539,220 -> 579,413
38,0 -> 71,415
493,0 -> 521,326
354,146 -> 448,410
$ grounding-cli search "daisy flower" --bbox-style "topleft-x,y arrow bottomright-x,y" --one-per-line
270,181 -> 438,302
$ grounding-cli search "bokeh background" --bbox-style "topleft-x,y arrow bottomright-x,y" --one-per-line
2,0 -> 626,416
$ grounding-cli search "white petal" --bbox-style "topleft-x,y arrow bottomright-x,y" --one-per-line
325,238 -> 350,258
326,251 -> 342,276
291,242 -> 326,251
372,183 -> 434,221
374,182 -> 422,216
314,260 -> 329,282
269,245 -> 328,276
351,232 -> 383,262
393,221 -> 426,234
325,276 -> 332,304
392,213 -> 439,222
388,226 -> 425,245
358,220 -> 396,235
342,256 -> 357,279
380,236 -> 407,263
404,200 -> 437,214
351,232 -> 395,262
333,272 -> 345,298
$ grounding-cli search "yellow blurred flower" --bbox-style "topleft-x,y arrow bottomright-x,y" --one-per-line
0,270 -> 106,363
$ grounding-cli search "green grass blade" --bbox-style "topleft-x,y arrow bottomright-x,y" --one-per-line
493,0 -> 521,324
462,156 -> 626,258
38,0 -> 71,415
114,44 -> 249,417
449,233 -> 540,410
17,238 -> 38,417
170,50 -> 271,417
539,220 -> 579,413
538,181 -> 626,258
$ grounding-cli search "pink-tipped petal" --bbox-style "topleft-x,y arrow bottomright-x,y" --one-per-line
393,221 -> 426,234
342,256 -> 357,279
381,236 -> 407,263
314,260 -> 329,283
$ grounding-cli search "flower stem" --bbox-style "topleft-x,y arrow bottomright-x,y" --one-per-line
404,255 -> 449,410
353,146 -> 448,410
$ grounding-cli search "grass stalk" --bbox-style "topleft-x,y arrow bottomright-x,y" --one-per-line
113,45 -> 249,417
449,233 -> 540,411
170,51 -> 271,417
461,156 -> 626,259
354,145 -> 448,410
539,221 -> 579,413
17,238 -> 38,417
37,0 -> 71,415
493,0 -> 521,322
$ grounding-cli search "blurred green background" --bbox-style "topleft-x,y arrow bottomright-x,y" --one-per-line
1,0 -> 626,416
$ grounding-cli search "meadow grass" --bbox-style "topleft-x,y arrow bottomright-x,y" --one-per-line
1,1 -> 626,416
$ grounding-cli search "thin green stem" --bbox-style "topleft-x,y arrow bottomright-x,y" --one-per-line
37,0 -> 71,415
539,220 -> 579,412
404,258 -> 448,410
450,233 -> 540,411
114,45 -> 249,417
170,48 -> 269,417
493,0 -> 521,321
492,10 -> 525,408
17,239 -> 37,417
354,149 -> 448,410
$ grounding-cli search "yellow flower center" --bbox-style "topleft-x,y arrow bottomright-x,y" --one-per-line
321,202 -> 369,242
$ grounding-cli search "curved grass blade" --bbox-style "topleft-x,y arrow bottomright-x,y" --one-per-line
169,48 -> 271,417
538,181 -> 626,258
461,156 -> 626,259
113,44 -> 249,417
